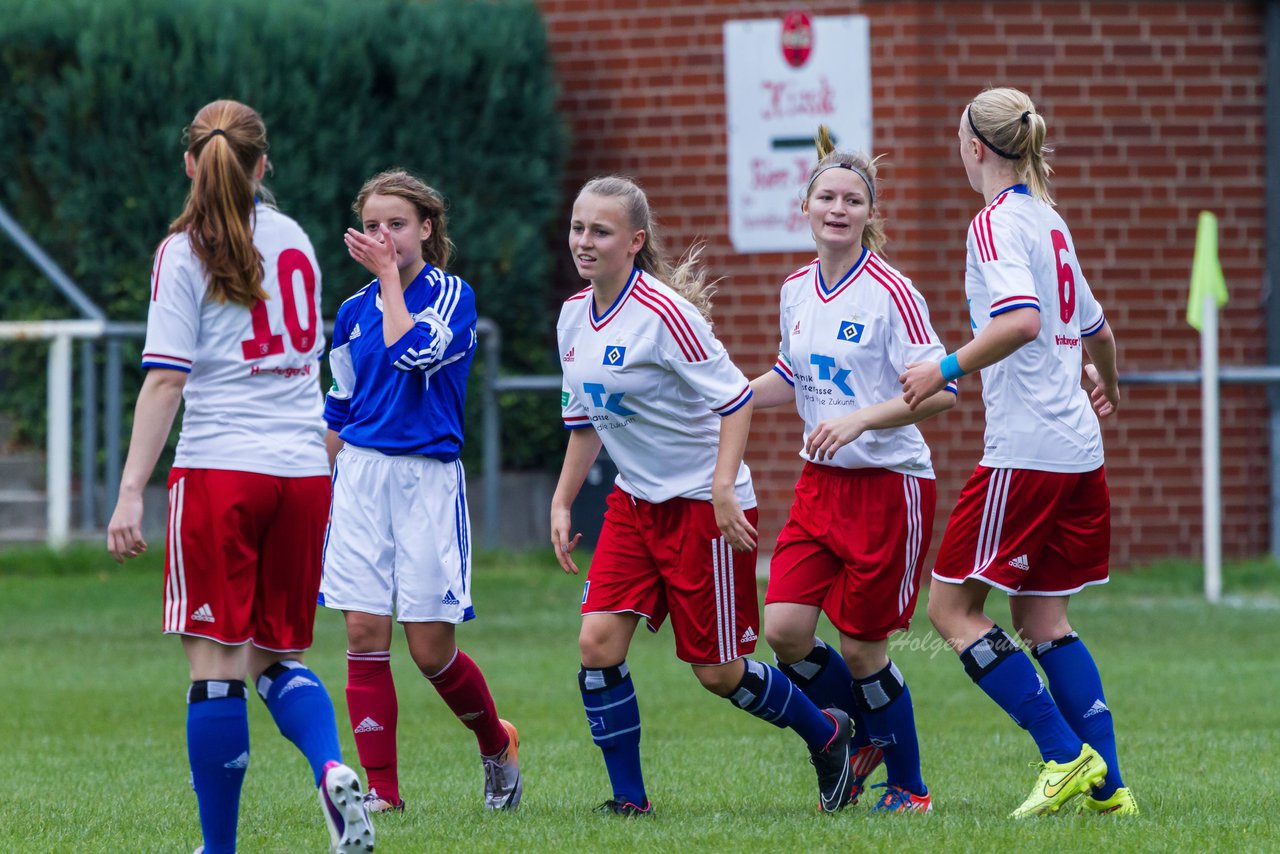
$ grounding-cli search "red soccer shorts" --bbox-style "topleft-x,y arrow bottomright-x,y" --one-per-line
766,464 -> 936,641
583,486 -> 760,665
163,468 -> 331,651
932,465 -> 1110,595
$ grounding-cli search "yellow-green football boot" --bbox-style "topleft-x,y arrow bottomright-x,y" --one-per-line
1077,786 -> 1139,816
1010,743 -> 1107,818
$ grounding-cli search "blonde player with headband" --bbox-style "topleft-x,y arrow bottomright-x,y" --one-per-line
551,175 -> 858,816
900,86 -> 1135,817
748,127 -> 956,813
107,99 -> 374,853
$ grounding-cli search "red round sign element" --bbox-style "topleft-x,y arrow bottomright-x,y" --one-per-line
781,9 -> 813,68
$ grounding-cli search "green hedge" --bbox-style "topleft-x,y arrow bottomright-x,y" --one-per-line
0,0 -> 566,472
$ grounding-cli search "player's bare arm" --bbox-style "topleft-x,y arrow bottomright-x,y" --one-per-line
551,428 -> 604,574
748,368 -> 795,410
107,367 -> 187,563
324,429 -> 345,471
805,390 -> 956,462
1082,322 -> 1120,417
900,307 -> 1040,408
711,402 -> 758,552
344,224 -> 414,345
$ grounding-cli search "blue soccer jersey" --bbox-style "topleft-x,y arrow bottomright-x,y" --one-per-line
325,264 -> 477,459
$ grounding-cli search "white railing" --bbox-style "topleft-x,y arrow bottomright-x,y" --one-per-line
0,319 -> 105,548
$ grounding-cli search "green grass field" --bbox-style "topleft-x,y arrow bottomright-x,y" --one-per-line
1,546 -> 1277,853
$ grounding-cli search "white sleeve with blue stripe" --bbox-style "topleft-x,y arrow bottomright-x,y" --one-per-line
324,304 -> 355,431
140,241 -> 200,373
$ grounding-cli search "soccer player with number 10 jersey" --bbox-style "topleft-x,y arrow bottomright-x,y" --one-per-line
107,99 -> 373,854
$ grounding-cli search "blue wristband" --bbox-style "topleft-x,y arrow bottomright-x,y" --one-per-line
940,352 -> 966,382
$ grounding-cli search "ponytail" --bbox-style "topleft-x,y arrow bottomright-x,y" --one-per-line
169,100 -> 270,306
966,87 -> 1055,205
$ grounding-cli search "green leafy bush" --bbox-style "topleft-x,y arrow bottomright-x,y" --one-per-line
0,0 -> 565,471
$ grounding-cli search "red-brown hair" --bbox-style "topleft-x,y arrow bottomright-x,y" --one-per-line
168,100 -> 269,306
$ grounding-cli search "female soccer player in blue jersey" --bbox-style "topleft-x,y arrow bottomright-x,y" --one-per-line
107,99 -> 374,854
550,175 -> 856,816
900,86 -> 1136,817
322,170 -> 519,814
748,127 -> 957,813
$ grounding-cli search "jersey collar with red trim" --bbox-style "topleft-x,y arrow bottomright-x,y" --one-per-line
815,247 -> 870,302
588,267 -> 641,330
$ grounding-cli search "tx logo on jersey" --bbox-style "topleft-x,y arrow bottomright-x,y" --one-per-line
809,354 -> 856,397
603,345 -> 627,367
583,382 -> 636,416
837,320 -> 865,343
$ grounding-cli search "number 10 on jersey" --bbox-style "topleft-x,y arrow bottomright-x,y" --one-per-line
240,248 -> 318,360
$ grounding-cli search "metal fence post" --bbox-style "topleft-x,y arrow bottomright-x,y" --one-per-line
476,318 -> 502,551
105,335 -> 123,514
47,333 -> 72,549
80,338 -> 97,530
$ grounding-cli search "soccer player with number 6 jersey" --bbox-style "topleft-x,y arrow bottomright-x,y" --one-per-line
749,127 -> 956,814
322,170 -> 520,817
900,86 -> 1137,818
107,100 -> 373,854
551,176 -> 858,817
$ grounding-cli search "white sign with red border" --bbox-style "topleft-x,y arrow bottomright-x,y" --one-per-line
723,13 -> 871,253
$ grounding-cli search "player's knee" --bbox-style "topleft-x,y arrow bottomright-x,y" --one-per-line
691,662 -> 738,696
408,642 -> 456,676
925,593 -> 947,634
764,623 -> 811,663
344,614 -> 391,653
577,628 -> 613,668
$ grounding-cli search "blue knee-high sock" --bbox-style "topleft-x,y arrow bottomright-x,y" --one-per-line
853,661 -> 925,796
959,626 -> 1080,763
776,638 -> 871,752
187,681 -> 249,854
256,661 -> 342,786
727,658 -> 837,751
1034,633 -> 1124,797
580,662 -> 647,806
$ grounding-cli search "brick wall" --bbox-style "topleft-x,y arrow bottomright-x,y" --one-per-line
537,0 -> 1269,566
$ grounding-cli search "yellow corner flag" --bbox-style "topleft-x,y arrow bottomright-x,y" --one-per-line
1186,210 -> 1229,331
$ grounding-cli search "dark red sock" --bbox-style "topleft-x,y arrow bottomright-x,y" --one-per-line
346,650 -> 399,803
426,649 -> 507,756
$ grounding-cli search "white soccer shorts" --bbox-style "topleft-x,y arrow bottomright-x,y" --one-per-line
320,444 -> 474,623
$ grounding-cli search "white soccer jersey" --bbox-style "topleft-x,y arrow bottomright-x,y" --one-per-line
142,203 -> 328,477
557,268 -> 755,507
772,249 -> 953,476
964,185 -> 1106,473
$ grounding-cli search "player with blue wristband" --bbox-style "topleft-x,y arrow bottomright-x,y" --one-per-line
900,86 -> 1134,819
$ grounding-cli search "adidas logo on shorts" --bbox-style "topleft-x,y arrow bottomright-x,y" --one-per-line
740,626 -> 757,643
1007,554 -> 1030,571
354,716 -> 384,733
441,590 -> 460,606
191,603 -> 215,622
